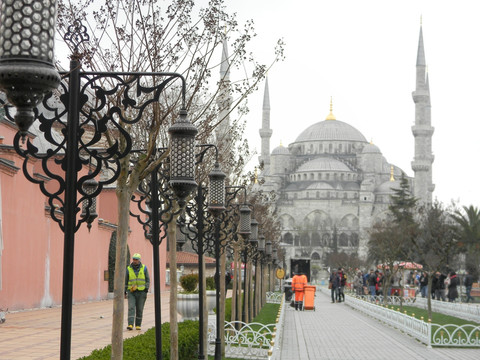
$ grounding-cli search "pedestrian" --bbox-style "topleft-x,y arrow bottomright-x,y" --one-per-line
337,268 -> 346,302
292,271 -> 307,310
433,272 -> 446,301
464,270 -> 475,303
329,269 -> 339,303
125,253 -> 150,330
447,271 -> 458,303
368,269 -> 377,301
353,271 -> 363,296
419,272 -> 429,298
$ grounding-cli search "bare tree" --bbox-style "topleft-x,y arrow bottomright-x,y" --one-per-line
56,0 -> 284,358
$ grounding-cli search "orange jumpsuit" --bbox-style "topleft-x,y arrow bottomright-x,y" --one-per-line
292,274 -> 307,304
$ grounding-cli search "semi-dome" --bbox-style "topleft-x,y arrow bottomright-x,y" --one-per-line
295,120 -> 368,143
297,157 -> 351,172
307,182 -> 334,190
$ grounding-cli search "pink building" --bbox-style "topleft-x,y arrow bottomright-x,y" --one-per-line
0,117 -> 167,311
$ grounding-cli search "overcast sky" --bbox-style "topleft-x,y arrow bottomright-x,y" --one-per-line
208,0 -> 480,208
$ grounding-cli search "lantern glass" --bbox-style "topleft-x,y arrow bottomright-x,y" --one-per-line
81,177 -> 98,228
208,162 -> 226,214
238,204 -> 251,237
258,235 -> 265,252
250,218 -> 258,241
265,241 -> 272,256
272,248 -> 278,261
0,0 -> 60,135
168,109 -> 198,204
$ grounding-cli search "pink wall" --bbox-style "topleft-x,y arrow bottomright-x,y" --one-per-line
0,122 -> 167,311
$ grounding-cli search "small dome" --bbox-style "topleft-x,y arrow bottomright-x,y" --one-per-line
272,144 -> 290,155
297,157 -> 351,172
376,180 -> 401,194
295,120 -> 368,143
307,182 -> 334,190
362,143 -> 381,154
343,182 -> 360,190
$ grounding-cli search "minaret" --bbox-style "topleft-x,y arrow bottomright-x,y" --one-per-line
216,38 -> 232,145
258,78 -> 272,170
411,24 -> 435,205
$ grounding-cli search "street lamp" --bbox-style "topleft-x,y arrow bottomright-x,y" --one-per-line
0,8 -> 196,360
207,162 -> 226,360
257,235 -> 265,310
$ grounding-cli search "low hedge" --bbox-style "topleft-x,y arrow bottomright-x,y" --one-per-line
78,320 -> 199,360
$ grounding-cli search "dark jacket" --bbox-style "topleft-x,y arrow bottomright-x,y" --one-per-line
464,274 -> 474,287
368,273 -> 377,286
448,275 -> 458,300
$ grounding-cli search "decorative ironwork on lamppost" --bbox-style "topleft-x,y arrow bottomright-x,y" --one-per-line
0,6 -> 197,359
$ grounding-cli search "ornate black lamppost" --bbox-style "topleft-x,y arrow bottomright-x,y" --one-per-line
253,234 -> 265,317
241,217 -> 257,323
264,240 -> 272,303
0,5 -> 197,359
130,150 -> 183,360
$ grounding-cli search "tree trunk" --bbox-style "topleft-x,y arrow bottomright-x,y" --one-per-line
168,222 -> 179,360
427,274 -> 432,321
111,185 -> 131,360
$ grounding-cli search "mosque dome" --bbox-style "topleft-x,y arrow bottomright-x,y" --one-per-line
272,144 -> 290,155
294,119 -> 368,143
362,143 -> 381,154
376,180 -> 401,194
297,157 -> 351,172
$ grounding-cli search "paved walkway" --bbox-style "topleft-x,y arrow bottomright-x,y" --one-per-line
0,292 -> 171,360
1,289 -> 479,359
280,289 -> 479,360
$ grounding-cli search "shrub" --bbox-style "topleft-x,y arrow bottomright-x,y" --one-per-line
78,320 -> 199,360
206,276 -> 216,290
179,273 -> 199,293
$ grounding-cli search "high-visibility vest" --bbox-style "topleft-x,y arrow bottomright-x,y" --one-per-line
127,264 -> 146,291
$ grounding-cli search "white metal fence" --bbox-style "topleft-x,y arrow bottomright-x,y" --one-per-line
338,288 -> 480,348
207,293 -> 285,359
266,291 -> 283,304
413,297 -> 480,323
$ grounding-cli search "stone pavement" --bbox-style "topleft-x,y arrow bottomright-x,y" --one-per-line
280,289 -> 479,360
0,292 -> 171,360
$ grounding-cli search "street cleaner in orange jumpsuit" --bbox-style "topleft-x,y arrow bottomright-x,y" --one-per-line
292,272 -> 308,310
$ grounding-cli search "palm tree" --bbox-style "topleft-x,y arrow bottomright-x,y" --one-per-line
451,205 -> 480,278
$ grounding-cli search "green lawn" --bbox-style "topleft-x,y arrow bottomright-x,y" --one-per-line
399,305 -> 480,327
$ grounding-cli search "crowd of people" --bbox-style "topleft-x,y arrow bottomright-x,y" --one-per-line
327,267 -> 476,303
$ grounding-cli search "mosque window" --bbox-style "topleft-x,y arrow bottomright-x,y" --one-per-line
350,233 -> 359,247
322,233 -> 331,246
339,144 -> 343,153
316,191 -> 320,198
344,192 -> 348,199
303,174 -> 307,180
311,252 -> 320,260
348,174 -> 351,180
326,173 -> 330,180
341,173 -> 344,181
306,192 -> 309,199
310,173 -> 314,180
339,233 -> 349,247
329,144 -> 332,153
318,173 -> 322,180
319,144 -> 323,153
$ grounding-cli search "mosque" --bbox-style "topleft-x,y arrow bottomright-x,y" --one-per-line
255,26 -> 434,268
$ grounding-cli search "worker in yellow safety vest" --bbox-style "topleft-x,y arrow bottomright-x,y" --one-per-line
291,272 -> 308,311
125,253 -> 150,330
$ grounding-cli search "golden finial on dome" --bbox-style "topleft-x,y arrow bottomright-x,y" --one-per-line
370,139 -> 373,145
390,166 -> 395,182
254,167 -> 258,184
325,97 -> 336,120
280,140 -> 283,147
